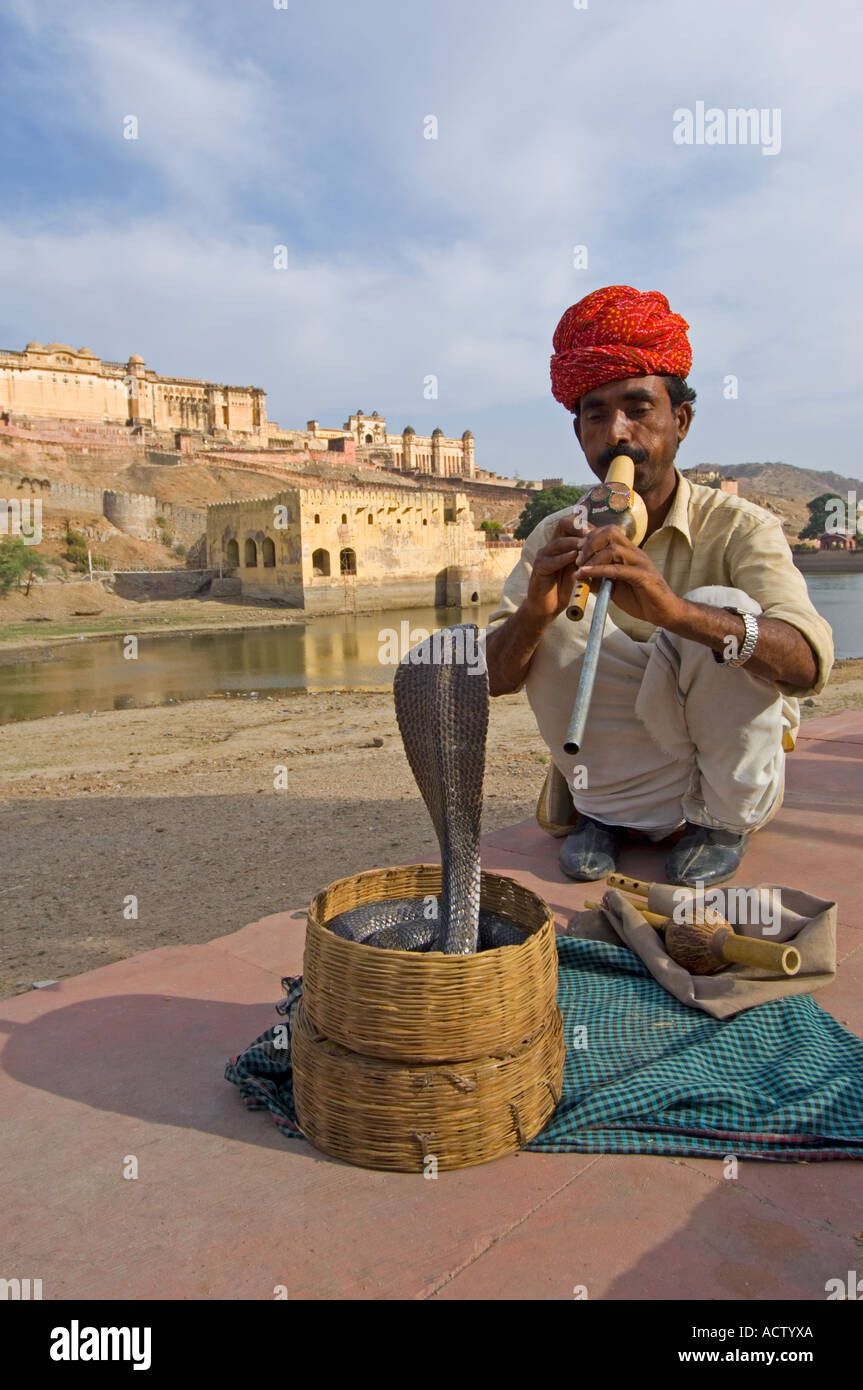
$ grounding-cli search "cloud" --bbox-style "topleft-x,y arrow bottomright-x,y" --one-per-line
0,0 -> 860,478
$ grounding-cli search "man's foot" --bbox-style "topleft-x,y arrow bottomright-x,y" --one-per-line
559,814 -> 627,881
664,824 -> 749,887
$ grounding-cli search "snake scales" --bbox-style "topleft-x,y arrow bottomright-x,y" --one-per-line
328,624 -> 525,953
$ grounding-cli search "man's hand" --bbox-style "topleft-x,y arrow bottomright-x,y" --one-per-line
574,523 -> 683,628
524,513 -> 591,622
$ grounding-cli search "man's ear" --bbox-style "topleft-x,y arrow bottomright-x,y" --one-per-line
675,402 -> 693,442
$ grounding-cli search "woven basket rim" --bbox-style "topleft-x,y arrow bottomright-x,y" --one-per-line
309,862 -> 553,956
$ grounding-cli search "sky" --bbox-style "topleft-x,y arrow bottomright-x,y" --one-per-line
1,0 -> 860,484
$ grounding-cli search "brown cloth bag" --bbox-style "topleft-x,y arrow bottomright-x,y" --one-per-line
560,884 -> 837,1019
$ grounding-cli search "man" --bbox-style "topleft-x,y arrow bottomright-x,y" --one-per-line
485,285 -> 833,887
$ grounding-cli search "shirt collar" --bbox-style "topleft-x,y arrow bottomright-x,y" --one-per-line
652,468 -> 692,546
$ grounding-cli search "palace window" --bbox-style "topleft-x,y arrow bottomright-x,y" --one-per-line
339,548 -> 357,576
262,537 -> 276,567
312,548 -> 330,577
225,538 -> 239,568
244,538 -> 258,567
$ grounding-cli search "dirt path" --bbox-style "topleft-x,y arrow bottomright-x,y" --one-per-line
0,662 -> 860,999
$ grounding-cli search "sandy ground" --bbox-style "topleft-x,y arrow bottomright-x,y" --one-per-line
0,661 -> 861,999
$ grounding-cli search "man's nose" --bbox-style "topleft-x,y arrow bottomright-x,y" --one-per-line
605,409 -> 634,447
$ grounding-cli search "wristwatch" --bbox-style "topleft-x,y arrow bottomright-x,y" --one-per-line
713,607 -> 759,667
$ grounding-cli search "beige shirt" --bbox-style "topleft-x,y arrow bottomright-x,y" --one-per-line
489,471 -> 834,698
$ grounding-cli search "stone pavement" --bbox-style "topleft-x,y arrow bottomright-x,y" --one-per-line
1,712 -> 861,1300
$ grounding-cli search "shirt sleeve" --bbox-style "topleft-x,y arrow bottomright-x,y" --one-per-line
725,518 -> 835,696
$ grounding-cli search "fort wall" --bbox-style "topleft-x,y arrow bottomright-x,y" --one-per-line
206,484 -> 519,612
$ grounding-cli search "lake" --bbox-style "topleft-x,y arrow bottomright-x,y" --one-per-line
0,602 -> 497,724
0,574 -> 859,725
802,572 -> 863,661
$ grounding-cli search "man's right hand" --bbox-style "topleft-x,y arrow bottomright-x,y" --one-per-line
524,513 -> 589,624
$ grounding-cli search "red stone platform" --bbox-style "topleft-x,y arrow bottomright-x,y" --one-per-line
1,712 -> 861,1300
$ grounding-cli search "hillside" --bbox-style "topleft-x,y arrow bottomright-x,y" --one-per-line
682,461 -> 860,541
688,461 -> 858,502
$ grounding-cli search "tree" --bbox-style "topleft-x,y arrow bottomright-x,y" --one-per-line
0,537 -> 50,595
799,492 -> 860,541
62,528 -> 90,572
514,485 -> 585,540
480,519 -> 502,535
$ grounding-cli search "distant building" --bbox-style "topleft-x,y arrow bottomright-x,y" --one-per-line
819,532 -> 856,551
295,412 -> 475,478
688,468 -> 738,496
206,482 -> 516,612
0,342 -> 267,440
542,478 -> 564,490
0,345 -> 479,477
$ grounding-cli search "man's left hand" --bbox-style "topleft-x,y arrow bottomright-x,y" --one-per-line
574,524 -> 683,628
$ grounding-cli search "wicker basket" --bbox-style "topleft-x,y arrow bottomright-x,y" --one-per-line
292,998 -> 565,1172
302,865 -> 559,1063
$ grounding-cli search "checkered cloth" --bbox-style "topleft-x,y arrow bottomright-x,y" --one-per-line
225,942 -> 863,1160
225,977 -> 304,1138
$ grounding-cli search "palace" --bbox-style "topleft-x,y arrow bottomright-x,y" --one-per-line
0,342 -> 267,440
0,342 -> 476,477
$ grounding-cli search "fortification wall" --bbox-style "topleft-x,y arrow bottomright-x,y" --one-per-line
157,501 -> 207,545
110,570 -> 215,600
207,489 -> 303,599
203,482 -> 516,611
103,491 -> 158,539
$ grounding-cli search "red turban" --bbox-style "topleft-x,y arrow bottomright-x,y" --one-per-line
550,285 -> 692,411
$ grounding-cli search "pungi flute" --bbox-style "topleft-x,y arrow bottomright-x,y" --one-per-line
563,454 -> 647,754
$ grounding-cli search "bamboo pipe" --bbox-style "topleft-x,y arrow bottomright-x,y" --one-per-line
606,873 -> 652,898
562,456 -> 648,756
585,895 -> 802,977
584,897 -> 667,927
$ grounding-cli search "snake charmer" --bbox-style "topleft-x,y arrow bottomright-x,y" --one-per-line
485,284 -> 834,887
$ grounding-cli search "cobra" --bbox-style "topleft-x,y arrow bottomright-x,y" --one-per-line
328,624 -> 525,953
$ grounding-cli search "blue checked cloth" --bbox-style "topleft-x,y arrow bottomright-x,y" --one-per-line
225,940 -> 863,1160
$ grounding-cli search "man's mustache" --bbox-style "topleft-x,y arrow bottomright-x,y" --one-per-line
596,444 -> 649,471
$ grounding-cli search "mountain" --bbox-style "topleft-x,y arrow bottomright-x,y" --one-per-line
681,462 -> 862,539
684,461 -> 859,501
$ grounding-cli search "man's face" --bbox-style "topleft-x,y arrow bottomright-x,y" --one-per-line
573,375 -> 692,497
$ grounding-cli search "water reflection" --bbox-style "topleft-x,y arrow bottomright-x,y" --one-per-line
0,604 -> 494,724
803,573 -> 863,659
0,576 -> 858,726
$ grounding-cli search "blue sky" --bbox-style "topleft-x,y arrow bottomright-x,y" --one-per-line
1,0 -> 860,483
